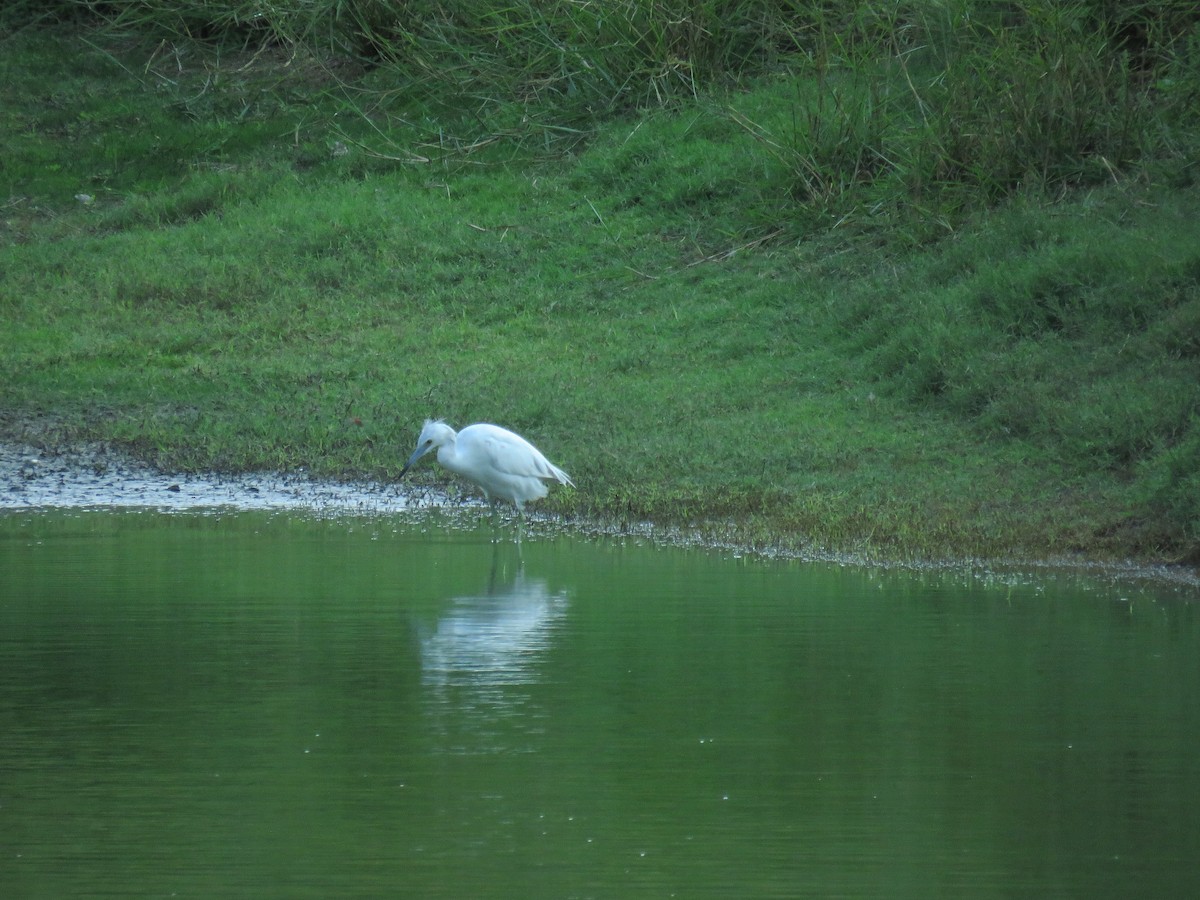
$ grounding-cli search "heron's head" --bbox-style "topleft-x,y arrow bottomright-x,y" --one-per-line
400,419 -> 456,476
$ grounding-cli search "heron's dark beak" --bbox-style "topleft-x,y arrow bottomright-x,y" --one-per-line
400,444 -> 429,478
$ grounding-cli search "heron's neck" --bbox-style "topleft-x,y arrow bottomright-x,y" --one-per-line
437,441 -> 464,473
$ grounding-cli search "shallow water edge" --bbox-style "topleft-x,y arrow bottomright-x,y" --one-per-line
2,441 -> 1196,594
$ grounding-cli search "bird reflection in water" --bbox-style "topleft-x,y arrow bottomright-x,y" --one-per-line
420,545 -> 569,751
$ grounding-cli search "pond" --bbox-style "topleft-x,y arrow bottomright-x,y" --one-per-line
1,458 -> 1198,897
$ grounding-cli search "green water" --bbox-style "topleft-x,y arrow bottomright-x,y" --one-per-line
1,510 -> 1197,898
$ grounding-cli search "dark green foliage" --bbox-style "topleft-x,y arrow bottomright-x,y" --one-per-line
8,2 -> 1196,216
728,1 -> 1200,236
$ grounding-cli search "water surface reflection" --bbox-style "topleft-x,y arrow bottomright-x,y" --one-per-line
421,546 -> 569,752
0,510 -> 1197,899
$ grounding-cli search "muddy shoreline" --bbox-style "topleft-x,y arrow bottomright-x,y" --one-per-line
0,442 -> 435,515
3,441 -> 1197,593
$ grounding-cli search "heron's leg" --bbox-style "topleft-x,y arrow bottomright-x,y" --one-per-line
488,540 -> 501,590
488,498 -> 501,542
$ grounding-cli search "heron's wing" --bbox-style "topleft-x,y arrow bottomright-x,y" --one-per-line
467,425 -> 574,485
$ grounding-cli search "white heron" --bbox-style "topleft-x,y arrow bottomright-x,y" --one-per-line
399,420 -> 574,519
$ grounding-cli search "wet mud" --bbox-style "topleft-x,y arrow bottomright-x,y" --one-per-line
0,442 -> 435,514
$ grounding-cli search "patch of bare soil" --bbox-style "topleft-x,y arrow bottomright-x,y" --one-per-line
0,442 -> 422,513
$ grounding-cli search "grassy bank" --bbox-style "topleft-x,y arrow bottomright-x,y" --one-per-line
2,4 -> 1198,565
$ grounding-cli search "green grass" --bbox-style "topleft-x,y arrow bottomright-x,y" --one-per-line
2,7 -> 1199,565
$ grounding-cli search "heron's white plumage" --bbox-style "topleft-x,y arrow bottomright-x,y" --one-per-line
401,420 -> 573,511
